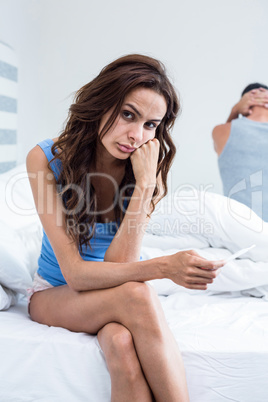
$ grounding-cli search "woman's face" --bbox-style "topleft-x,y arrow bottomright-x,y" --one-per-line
98,87 -> 167,165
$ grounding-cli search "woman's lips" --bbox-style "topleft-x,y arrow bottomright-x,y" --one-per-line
118,144 -> 137,153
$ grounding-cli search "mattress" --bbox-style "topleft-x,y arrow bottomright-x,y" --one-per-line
1,293 -> 268,402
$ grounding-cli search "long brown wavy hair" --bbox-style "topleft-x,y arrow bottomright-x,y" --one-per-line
49,54 -> 180,253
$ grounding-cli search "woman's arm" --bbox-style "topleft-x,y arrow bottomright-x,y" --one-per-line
104,184 -> 155,263
27,145 -> 223,292
104,139 -> 160,263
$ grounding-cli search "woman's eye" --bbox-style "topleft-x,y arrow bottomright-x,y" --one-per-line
145,122 -> 157,129
122,111 -> 134,120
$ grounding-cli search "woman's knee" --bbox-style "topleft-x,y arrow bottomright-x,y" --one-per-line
119,281 -> 158,307
98,323 -> 133,354
117,282 -> 166,336
119,282 -> 161,318
98,323 -> 141,379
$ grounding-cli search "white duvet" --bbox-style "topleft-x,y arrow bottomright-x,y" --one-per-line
143,190 -> 268,300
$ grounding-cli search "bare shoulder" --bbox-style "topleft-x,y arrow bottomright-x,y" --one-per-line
26,145 -> 48,171
212,123 -> 231,156
212,123 -> 231,139
26,137 -> 59,172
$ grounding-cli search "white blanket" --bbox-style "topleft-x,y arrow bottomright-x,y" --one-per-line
143,191 -> 268,300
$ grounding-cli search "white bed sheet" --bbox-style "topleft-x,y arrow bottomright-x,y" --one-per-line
1,293 -> 268,402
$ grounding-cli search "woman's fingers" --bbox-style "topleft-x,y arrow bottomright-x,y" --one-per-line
195,258 -> 225,271
170,250 -> 224,290
186,284 -> 208,290
130,138 -> 160,185
186,251 -> 225,271
187,276 -> 213,284
188,267 -> 221,281
187,268 -> 218,281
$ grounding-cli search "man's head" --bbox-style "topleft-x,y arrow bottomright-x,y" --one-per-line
241,83 -> 268,97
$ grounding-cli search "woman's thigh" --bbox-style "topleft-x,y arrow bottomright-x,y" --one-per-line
29,281 -> 156,335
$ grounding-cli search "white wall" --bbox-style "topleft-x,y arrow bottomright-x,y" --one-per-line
0,0 -> 268,193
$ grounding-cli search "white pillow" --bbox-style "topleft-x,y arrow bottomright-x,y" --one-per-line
0,222 -> 33,295
0,163 -> 43,292
0,164 -> 43,311
0,284 -> 17,310
147,191 -> 268,262
0,163 -> 40,230
0,221 -> 42,301
15,223 -> 43,278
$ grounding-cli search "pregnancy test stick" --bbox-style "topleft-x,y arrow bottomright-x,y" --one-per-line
224,244 -> 256,263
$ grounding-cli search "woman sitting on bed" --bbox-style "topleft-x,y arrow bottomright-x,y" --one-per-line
26,54 -> 223,402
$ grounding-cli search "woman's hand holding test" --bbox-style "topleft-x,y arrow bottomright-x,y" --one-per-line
161,250 -> 224,290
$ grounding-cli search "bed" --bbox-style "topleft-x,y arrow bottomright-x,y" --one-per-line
1,163 -> 268,402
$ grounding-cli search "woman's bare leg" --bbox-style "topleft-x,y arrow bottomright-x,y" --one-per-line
98,322 -> 153,402
29,281 -> 189,401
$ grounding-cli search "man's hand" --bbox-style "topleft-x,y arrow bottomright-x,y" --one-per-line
227,88 -> 268,122
238,88 -> 268,116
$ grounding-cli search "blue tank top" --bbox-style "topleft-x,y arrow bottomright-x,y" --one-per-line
218,116 -> 268,221
37,139 -> 122,286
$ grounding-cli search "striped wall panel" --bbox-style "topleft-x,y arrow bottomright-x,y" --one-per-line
0,41 -> 18,173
